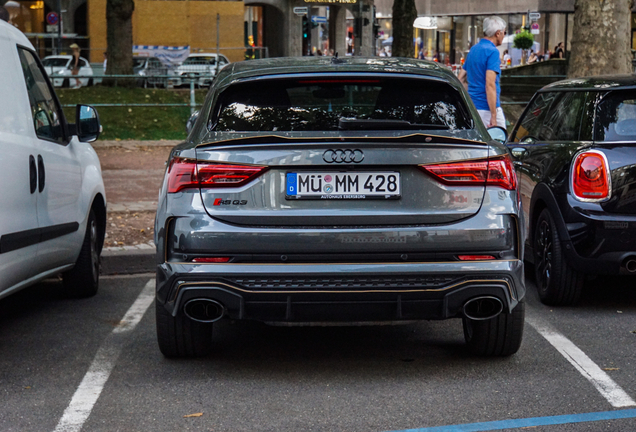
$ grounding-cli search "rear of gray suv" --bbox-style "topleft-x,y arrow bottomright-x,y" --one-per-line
154,57 -> 525,358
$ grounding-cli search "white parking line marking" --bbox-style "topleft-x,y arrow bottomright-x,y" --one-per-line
527,315 -> 636,408
53,279 -> 155,432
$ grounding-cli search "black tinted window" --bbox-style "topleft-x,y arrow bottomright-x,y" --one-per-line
511,92 -> 557,142
595,91 -> 636,141
212,78 -> 472,132
539,91 -> 586,141
18,48 -> 65,143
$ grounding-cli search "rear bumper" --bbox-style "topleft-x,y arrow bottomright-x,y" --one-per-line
560,196 -> 636,275
156,259 -> 525,323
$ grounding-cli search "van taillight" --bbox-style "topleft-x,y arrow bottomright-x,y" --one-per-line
167,158 -> 267,193
572,151 -> 610,201
420,155 -> 517,191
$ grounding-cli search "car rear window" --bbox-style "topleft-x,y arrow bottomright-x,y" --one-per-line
211,77 -> 472,132
595,91 -> 636,142
42,58 -> 68,67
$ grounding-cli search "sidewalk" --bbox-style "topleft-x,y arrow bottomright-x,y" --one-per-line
94,140 -> 178,274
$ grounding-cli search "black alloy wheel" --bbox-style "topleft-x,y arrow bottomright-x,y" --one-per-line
533,208 -> 584,306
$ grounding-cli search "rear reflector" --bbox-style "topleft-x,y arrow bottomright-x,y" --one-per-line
192,257 -> 232,263
457,255 -> 496,261
167,158 -> 267,193
572,151 -> 610,201
420,155 -> 517,191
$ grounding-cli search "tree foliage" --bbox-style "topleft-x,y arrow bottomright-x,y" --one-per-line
568,0 -> 633,78
513,31 -> 534,50
391,0 -> 417,58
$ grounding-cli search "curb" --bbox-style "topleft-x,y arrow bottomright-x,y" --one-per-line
101,248 -> 155,275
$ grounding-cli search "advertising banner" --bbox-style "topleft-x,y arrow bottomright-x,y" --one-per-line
132,45 -> 190,70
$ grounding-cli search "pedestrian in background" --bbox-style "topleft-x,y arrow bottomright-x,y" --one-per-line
69,43 -> 82,88
554,42 -> 565,59
458,16 -> 507,128
103,51 -> 108,73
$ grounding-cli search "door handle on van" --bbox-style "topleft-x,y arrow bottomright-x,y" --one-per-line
37,155 -> 45,193
29,155 -> 37,194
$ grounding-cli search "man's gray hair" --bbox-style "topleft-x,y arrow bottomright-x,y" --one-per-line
483,17 -> 507,37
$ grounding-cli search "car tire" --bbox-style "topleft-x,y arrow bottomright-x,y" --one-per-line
533,208 -> 584,305
463,298 -> 525,356
62,209 -> 100,298
156,300 -> 214,358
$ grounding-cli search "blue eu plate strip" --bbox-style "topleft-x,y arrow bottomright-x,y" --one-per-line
286,173 -> 297,196
386,408 -> 636,432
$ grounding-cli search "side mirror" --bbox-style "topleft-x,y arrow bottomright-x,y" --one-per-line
487,126 -> 507,143
75,104 -> 101,142
186,110 -> 199,135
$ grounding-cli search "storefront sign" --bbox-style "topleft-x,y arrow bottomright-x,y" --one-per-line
413,17 -> 437,29
303,0 -> 357,4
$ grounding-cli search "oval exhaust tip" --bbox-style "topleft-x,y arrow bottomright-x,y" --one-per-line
624,258 -> 636,273
183,299 -> 225,323
463,296 -> 504,321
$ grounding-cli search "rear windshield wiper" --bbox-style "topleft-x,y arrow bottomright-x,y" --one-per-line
338,118 -> 450,131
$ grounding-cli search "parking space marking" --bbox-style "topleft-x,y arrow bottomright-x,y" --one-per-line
385,408 -> 636,431
527,315 -> 636,408
53,279 -> 155,432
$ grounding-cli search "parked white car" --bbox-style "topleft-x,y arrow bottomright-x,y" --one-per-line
169,53 -> 230,87
0,21 -> 107,299
42,54 -> 94,88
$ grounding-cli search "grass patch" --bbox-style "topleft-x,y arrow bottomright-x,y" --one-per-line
57,87 -> 207,140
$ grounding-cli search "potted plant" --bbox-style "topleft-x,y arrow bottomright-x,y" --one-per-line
513,31 -> 534,65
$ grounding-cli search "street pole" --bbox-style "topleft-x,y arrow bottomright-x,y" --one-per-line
216,13 -> 220,76
56,0 -> 62,54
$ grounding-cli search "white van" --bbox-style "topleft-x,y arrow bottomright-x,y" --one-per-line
0,20 -> 107,299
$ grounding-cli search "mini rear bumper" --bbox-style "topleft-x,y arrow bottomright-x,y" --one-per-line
156,260 -> 525,323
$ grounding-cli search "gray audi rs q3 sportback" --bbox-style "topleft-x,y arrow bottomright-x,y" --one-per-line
154,57 -> 526,358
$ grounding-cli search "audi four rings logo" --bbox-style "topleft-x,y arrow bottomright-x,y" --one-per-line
323,149 -> 364,163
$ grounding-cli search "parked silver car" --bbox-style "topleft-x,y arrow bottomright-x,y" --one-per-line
169,53 -> 230,87
0,21 -> 106,300
155,57 -> 525,358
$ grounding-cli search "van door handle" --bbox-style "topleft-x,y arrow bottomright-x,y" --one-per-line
37,155 -> 45,193
29,155 -> 37,194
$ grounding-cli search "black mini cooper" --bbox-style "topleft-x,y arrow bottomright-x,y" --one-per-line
508,75 -> 636,305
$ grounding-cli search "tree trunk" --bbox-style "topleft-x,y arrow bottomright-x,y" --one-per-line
391,0 -> 417,58
568,0 -> 633,78
105,0 -> 135,86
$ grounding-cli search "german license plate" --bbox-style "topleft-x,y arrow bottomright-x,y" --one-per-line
286,172 -> 401,200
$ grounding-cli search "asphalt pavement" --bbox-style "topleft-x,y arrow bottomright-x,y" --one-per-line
1,275 -> 635,431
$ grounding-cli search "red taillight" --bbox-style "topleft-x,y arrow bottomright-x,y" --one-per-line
192,257 -> 231,263
167,158 -> 267,193
458,255 -> 496,261
419,155 -> 517,190
572,151 -> 610,201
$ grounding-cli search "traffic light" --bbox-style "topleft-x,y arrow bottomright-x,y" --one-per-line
302,16 -> 310,40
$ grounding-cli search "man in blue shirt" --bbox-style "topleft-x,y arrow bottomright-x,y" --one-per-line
458,17 -> 507,129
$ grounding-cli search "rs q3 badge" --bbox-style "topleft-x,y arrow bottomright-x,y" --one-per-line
213,199 -> 247,206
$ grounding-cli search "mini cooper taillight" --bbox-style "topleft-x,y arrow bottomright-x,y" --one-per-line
167,158 -> 268,193
571,151 -> 611,202
420,155 -> 517,191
